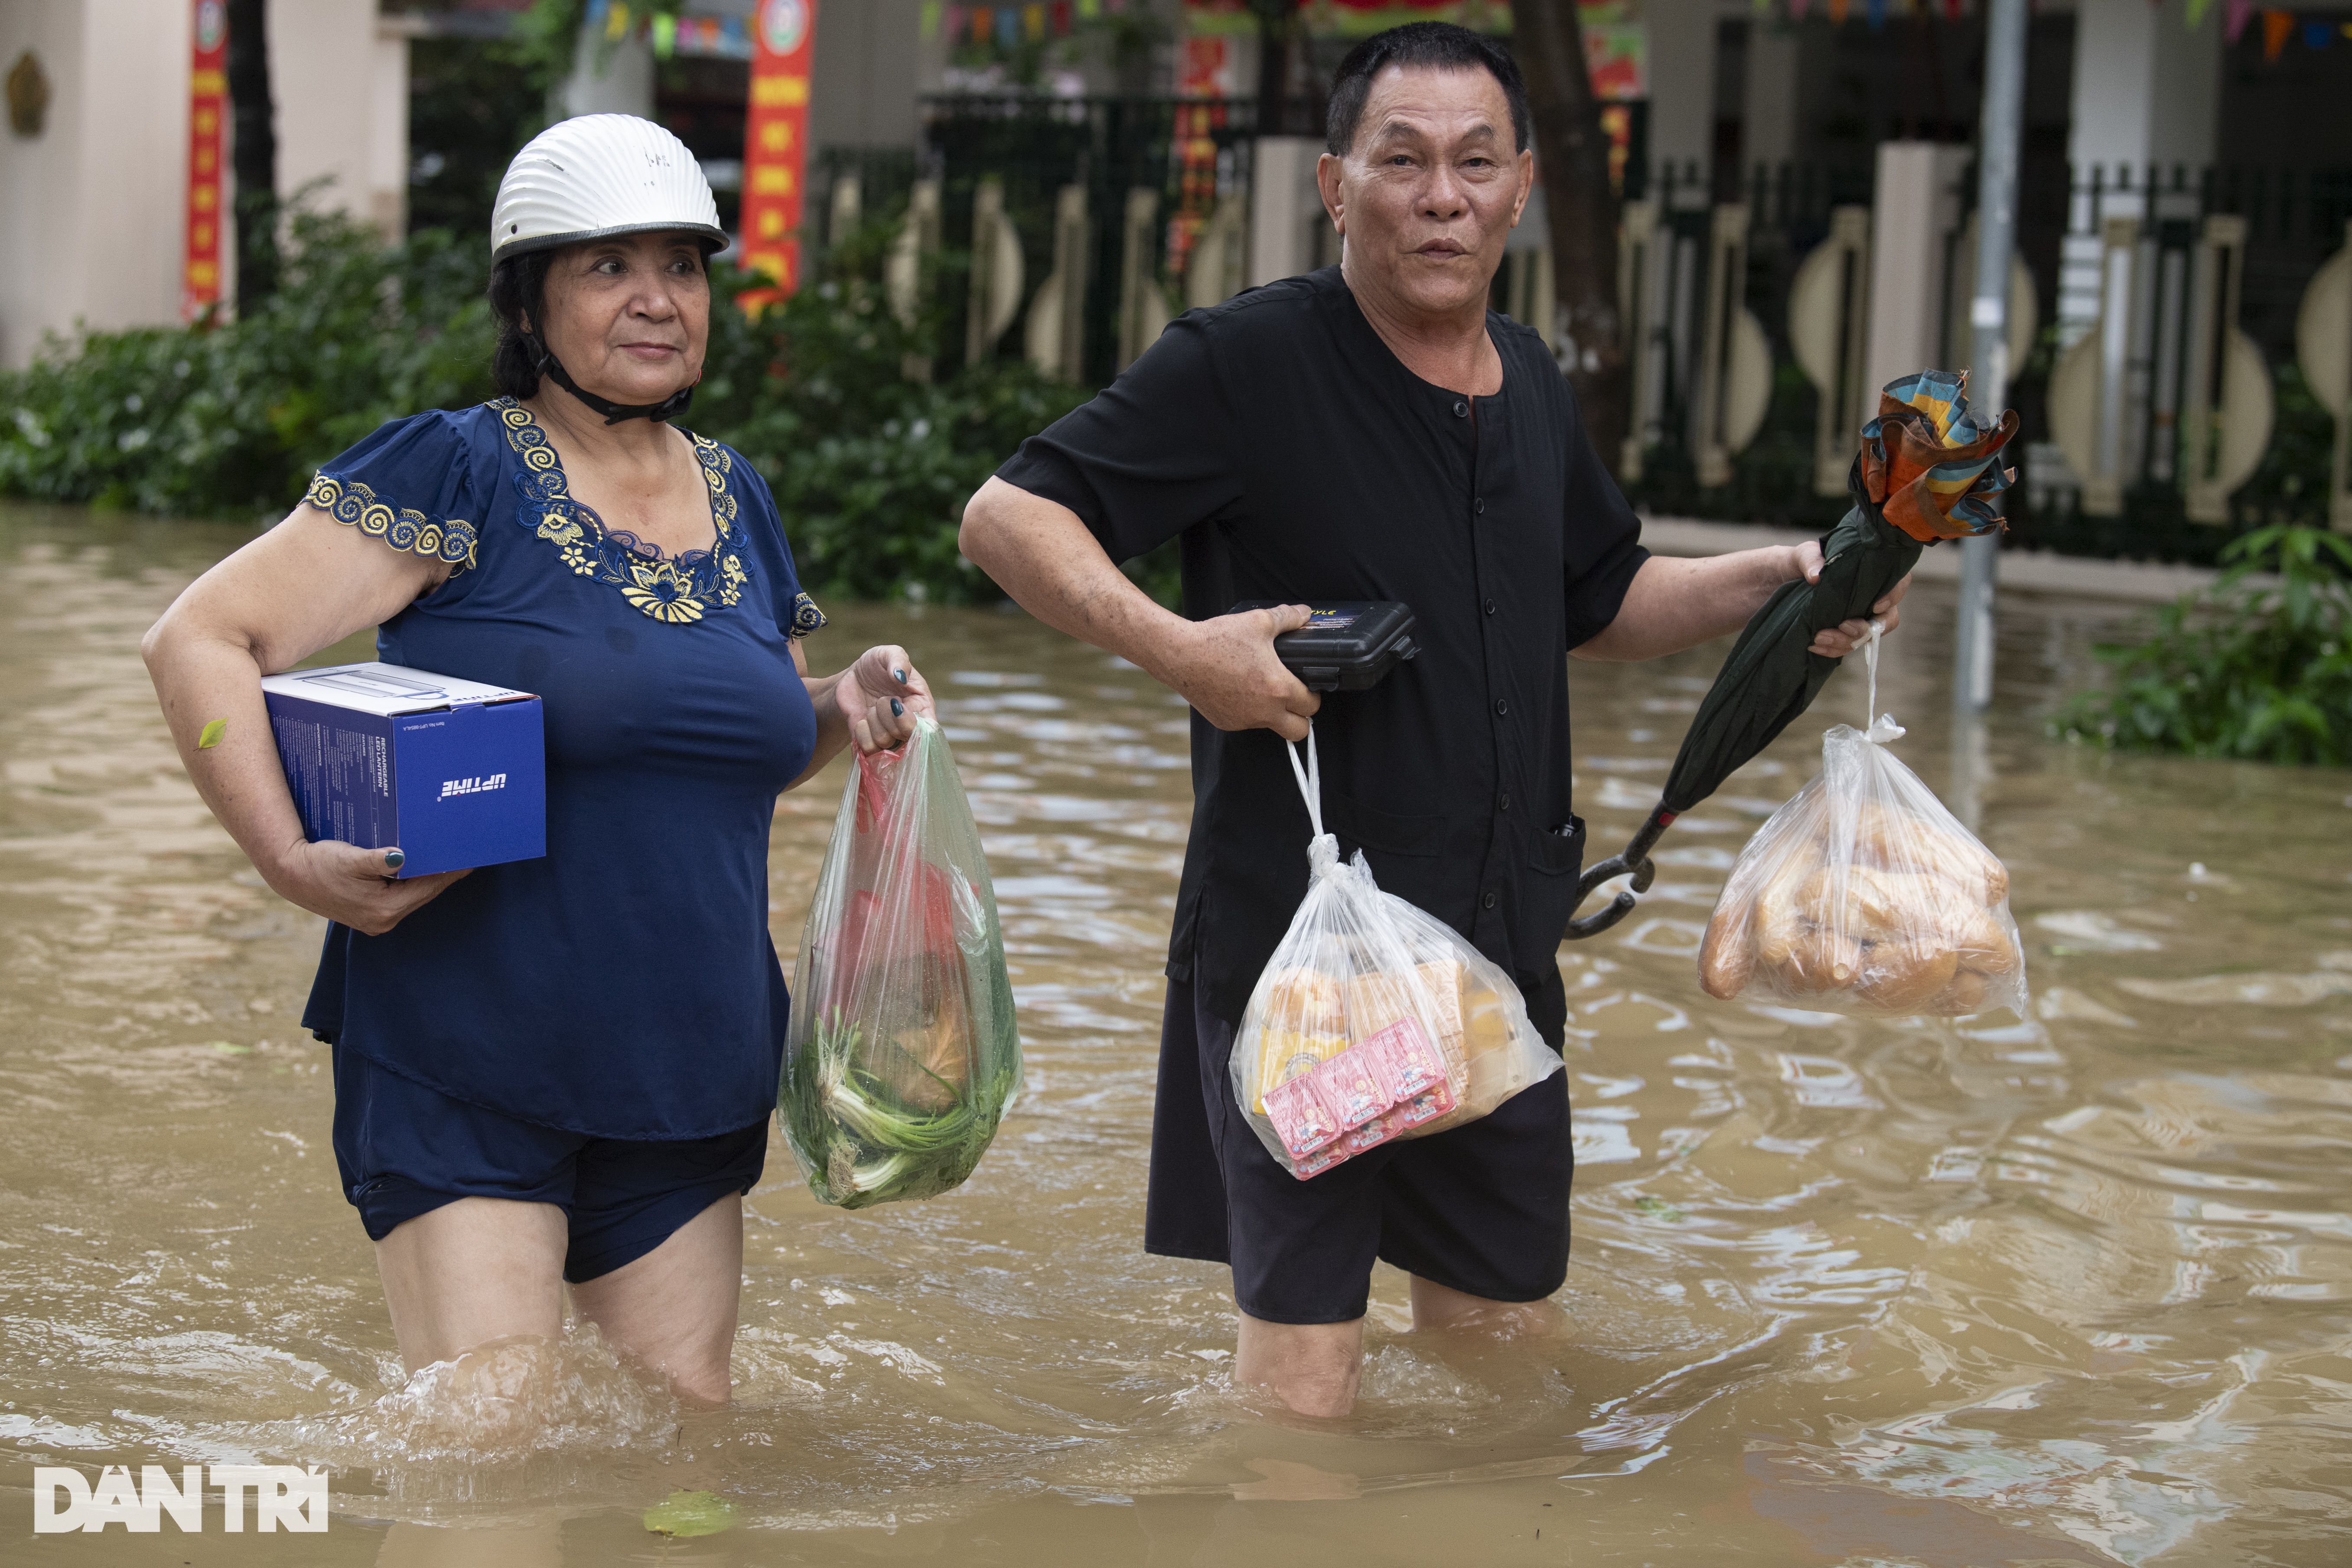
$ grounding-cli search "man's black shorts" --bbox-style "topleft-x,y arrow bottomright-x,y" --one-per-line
1142,976 -> 1573,1324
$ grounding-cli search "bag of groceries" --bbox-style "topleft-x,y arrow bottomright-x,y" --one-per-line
781,717 -> 1020,1208
1232,727 -> 1563,1179
1698,631 -> 2026,1017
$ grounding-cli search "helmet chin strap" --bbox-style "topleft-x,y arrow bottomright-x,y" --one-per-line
524,332 -> 695,425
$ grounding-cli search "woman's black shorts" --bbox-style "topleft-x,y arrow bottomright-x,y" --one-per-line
330,1045 -> 768,1284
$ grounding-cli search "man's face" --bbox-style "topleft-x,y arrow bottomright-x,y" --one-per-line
1319,64 -> 1532,321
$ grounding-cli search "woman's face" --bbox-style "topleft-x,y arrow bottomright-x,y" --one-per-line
532,230 -> 710,405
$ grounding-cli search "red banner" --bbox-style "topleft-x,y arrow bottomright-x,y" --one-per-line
183,0 -> 228,317
740,0 -> 818,305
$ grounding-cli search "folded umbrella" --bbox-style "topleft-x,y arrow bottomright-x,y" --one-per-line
1564,371 -> 2020,940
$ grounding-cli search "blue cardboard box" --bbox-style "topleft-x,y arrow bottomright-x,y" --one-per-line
259,662 -> 545,878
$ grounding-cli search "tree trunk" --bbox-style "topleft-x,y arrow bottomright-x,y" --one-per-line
1253,0 -> 1299,136
226,0 -> 277,315
1510,0 -> 1629,481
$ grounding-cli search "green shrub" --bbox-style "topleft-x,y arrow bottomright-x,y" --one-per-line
2052,525 -> 2352,766
0,208 -> 495,515
0,203 -> 1156,606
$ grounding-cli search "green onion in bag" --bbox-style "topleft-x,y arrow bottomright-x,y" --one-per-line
780,718 -> 1019,1208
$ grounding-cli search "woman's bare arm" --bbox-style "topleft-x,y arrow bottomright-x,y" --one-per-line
141,505 -> 472,935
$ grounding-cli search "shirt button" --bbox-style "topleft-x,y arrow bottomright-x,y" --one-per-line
1494,698 -> 1508,717
1482,890 -> 1499,910
1452,399 -> 1469,417
1499,792 -> 1512,812
1475,498 -> 1485,515
1484,598 -> 1497,616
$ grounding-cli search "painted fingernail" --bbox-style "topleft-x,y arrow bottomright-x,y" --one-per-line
889,698 -> 904,717
384,848 -> 406,870
893,668 -> 908,683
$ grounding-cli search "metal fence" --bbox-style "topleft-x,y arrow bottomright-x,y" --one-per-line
809,109 -> 2352,558
1619,157 -> 2352,553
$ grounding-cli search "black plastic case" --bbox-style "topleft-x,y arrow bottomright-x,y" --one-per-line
1231,600 -> 1421,691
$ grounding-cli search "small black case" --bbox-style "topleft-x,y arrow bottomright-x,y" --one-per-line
1231,600 -> 1420,691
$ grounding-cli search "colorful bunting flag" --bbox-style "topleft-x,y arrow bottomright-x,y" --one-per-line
739,0 -> 817,302
2225,0 -> 2254,40
182,0 -> 227,318
2304,19 -> 2333,46
2261,6 -> 2293,59
2185,0 -> 2213,27
1866,0 -> 1887,28
1828,0 -> 1849,24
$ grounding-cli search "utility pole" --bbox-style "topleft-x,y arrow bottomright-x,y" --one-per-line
1955,0 -> 2026,717
225,0 -> 277,315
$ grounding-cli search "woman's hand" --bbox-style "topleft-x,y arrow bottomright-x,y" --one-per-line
832,644 -> 937,755
1794,540 -> 1912,658
268,842 -> 472,937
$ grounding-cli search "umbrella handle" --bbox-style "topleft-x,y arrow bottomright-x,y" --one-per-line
1561,806 -> 1675,942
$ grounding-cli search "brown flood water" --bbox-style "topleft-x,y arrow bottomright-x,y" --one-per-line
3,504 -> 2350,1566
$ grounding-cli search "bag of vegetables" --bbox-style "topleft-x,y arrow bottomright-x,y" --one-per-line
1233,726 -> 1563,1180
781,717 -> 1020,1208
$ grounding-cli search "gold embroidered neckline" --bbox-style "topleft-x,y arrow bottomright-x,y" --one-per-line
492,396 -> 746,625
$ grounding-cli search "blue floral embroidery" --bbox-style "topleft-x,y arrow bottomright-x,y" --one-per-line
492,397 -> 748,626
306,473 -> 477,570
791,591 -> 826,639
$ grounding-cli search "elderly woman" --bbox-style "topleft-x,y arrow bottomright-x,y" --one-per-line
140,116 -> 929,1402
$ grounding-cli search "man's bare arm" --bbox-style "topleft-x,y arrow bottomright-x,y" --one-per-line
1571,544 -> 1911,664
959,476 -> 1323,741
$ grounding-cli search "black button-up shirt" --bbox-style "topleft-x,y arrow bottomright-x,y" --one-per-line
996,266 -> 1647,1045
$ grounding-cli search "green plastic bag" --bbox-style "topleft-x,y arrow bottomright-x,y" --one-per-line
780,717 -> 1020,1208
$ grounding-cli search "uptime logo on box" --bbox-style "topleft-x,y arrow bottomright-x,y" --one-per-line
440,772 -> 509,799
260,662 -> 545,878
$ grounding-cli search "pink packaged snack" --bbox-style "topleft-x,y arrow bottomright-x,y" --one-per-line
1386,1084 -> 1453,1131
1358,1017 -> 1449,1097
1320,1042 -> 1389,1131
1264,1072 -> 1343,1161
1341,1111 -> 1398,1156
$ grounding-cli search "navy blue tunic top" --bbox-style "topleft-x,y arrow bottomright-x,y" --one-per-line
299,398 -> 825,1140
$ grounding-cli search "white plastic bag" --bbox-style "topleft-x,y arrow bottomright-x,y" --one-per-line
1698,630 -> 2026,1018
1231,727 -> 1564,1179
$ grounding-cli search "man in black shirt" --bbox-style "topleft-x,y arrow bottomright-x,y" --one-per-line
961,24 -> 1904,1417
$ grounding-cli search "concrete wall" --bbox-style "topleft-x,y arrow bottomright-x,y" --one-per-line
273,0 -> 407,237
1644,0 -> 1720,191
0,0 -> 188,366
0,0 -> 402,368
811,0 -> 922,149
2065,0 -> 2219,179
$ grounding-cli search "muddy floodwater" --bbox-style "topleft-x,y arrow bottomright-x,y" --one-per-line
3,504 -> 2350,1567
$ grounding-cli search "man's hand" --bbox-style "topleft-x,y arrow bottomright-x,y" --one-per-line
1795,540 -> 1911,658
268,842 -> 471,937
1162,604 -> 1322,741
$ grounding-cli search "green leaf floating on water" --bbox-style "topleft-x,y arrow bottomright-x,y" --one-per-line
642,1489 -> 736,1538
1635,1195 -> 1686,1223
209,1041 -> 253,1056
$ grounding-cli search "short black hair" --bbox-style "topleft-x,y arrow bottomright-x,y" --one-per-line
1325,22 -> 1530,160
488,251 -> 555,401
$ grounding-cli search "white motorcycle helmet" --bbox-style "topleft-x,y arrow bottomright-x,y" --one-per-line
490,113 -> 726,265
489,114 -> 727,423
